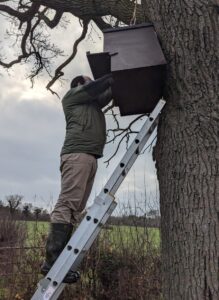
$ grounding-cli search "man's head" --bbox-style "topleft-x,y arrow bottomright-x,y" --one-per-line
71,76 -> 92,88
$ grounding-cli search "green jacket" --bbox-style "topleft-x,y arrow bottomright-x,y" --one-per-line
61,74 -> 113,158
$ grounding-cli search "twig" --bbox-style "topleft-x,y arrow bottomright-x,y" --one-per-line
46,18 -> 90,95
104,113 -> 147,165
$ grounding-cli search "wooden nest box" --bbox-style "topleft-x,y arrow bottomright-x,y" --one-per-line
87,23 -> 166,116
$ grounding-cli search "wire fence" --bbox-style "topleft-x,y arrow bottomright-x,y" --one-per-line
0,219 -> 162,300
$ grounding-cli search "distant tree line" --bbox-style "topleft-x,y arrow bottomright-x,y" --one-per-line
0,194 -> 160,227
109,211 -> 160,228
0,194 -> 50,221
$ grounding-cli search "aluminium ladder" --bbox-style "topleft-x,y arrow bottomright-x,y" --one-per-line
31,99 -> 165,300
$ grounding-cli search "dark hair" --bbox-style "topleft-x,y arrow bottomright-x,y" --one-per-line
71,76 -> 85,88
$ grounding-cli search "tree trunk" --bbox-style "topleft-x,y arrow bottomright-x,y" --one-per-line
152,2 -> 219,299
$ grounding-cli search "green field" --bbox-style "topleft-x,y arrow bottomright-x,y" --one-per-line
26,221 -> 160,250
106,225 -> 160,247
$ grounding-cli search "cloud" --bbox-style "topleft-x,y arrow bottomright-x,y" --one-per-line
0,94 -> 64,202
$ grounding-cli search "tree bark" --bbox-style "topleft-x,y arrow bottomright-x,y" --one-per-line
152,1 -> 219,299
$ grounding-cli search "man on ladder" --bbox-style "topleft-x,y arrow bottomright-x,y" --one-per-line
32,98 -> 165,300
41,73 -> 114,283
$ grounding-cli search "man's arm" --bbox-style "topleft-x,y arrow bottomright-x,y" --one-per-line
84,74 -> 114,101
64,74 -> 114,106
96,86 -> 113,109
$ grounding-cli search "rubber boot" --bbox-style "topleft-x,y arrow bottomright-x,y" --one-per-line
41,223 -> 80,284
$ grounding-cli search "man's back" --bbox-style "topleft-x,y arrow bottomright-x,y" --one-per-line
61,74 -> 113,158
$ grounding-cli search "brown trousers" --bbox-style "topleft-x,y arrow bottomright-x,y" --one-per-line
51,153 -> 97,224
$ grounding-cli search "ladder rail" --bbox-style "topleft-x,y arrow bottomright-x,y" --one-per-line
32,194 -> 117,300
99,99 -> 165,197
31,99 -> 165,300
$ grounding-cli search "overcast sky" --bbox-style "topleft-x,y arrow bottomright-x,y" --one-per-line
0,14 -> 159,214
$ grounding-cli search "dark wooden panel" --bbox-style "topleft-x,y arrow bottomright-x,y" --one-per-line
104,26 -> 166,71
87,52 -> 110,79
112,65 -> 166,115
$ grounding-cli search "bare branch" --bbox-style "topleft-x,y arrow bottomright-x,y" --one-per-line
38,9 -> 63,29
104,113 -> 146,165
104,132 -> 131,167
46,18 -> 90,94
92,16 -> 112,30
102,99 -> 115,114
106,113 -> 145,144
32,0 -> 145,25
21,20 -> 31,56
0,0 -> 147,89
142,134 -> 157,154
0,2 -> 40,22
0,20 -> 33,68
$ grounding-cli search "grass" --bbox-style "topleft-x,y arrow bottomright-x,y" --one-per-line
25,220 -> 160,248
107,225 -> 160,248
23,221 -> 48,246
26,221 -> 48,237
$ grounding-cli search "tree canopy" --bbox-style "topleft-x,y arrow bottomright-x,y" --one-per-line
0,0 -> 143,93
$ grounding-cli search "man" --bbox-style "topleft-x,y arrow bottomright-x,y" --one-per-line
41,73 -> 114,283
